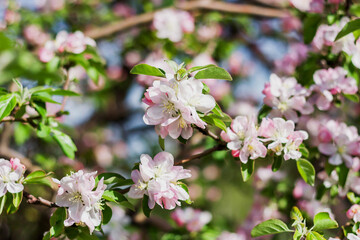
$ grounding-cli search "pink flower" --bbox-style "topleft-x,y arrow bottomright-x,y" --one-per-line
263,74 -> 313,122
221,116 -> 267,163
311,67 -> 357,111
171,207 -> 212,232
55,170 -> 107,233
0,158 -> 25,197
258,118 -> 308,159
153,9 -> 194,42
282,14 -> 302,32
128,152 -> 191,210
348,233 -> 360,240
290,0 -> 324,12
55,31 -> 96,54
143,63 -> 215,140
275,43 -> 308,75
347,205 -> 360,222
38,41 -> 56,63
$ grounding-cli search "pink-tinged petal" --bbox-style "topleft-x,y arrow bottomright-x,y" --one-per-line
140,154 -> 155,181
0,183 -> 7,197
128,185 -> 145,199
318,143 -> 337,155
232,149 -> 240,157
181,125 -> 193,139
316,92 -> 332,110
220,130 -> 231,142
284,109 -> 298,122
329,153 -> 342,165
154,152 -> 174,168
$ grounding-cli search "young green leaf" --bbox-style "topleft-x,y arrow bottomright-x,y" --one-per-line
24,170 -> 53,188
0,195 -> 6,215
188,64 -> 216,73
240,159 -> 255,182
102,190 -> 134,211
251,219 -> 293,237
102,203 -> 112,225
194,66 -> 232,81
296,159 -> 315,186
344,94 -> 360,103
159,136 -> 165,151
335,18 -> 360,41
306,231 -> 326,240
272,155 -> 283,172
12,192 -> 22,209
312,212 -> 338,231
51,130 -> 77,159
304,14 -> 322,44
290,206 -> 304,222
142,195 -> 152,217
257,105 -> 272,123
0,94 -> 17,121
130,64 -> 166,78
49,207 -> 66,237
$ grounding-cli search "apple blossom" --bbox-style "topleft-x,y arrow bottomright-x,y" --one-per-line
217,232 -> 246,240
143,65 -> 215,139
0,158 -> 25,197
290,0 -> 324,12
263,74 -> 313,122
348,233 -> 360,240
347,205 -> 360,222
171,207 -> 212,232
258,117 -> 308,159
221,116 -> 267,163
274,43 -> 308,75
153,9 -> 194,42
55,170 -> 106,233
310,67 -> 357,111
128,152 -> 191,210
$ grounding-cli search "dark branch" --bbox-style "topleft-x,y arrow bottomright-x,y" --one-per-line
23,191 -> 58,208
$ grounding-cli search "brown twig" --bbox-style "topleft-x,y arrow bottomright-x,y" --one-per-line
0,111 -> 66,124
85,0 -> 287,39
175,143 -> 226,165
196,126 -> 220,141
23,191 -> 58,208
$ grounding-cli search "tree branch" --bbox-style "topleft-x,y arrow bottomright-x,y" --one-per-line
23,191 -> 58,208
175,143 -> 227,165
0,111 -> 66,124
85,0 -> 287,39
196,126 -> 220,141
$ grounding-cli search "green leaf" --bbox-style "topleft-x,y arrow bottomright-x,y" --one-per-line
296,159 -> 315,186
194,66 -> 232,81
102,190 -> 134,211
24,170 -> 53,188
95,173 -> 133,188
12,192 -> 22,209
347,192 -> 360,204
312,212 -> 338,231
336,164 -> 349,188
272,155 -> 283,172
159,136 -> 165,151
201,115 -> 227,131
49,89 -> 80,96
202,82 -> 210,94
49,207 -> 66,237
344,94 -> 359,103
188,64 -> 216,73
304,14 -> 322,44
86,67 -> 99,83
32,92 -> 60,104
130,64 -> 166,78
51,129 -> 77,159
335,18 -> 360,41
290,206 -> 303,222
0,94 -> 17,121
0,32 -> 13,51
142,195 -> 152,217
257,105 -> 272,123
0,195 -> 6,215
240,159 -> 255,182
251,219 -> 293,237
102,203 -> 112,225
306,231 -> 326,240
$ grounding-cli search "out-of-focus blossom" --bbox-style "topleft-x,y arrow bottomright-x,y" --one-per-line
310,67 -> 357,111
171,207 -> 212,232
124,50 -> 141,67
0,158 -> 25,197
275,43 -> 308,75
38,31 -> 96,62
197,24 -> 222,42
128,152 -> 191,210
347,204 -> 360,222
23,25 -> 50,46
55,170 -> 106,233
107,66 -> 123,81
228,51 -> 253,77
153,9 -> 194,42
217,231 -> 246,240
263,74 -> 313,122
113,3 -> 135,18
203,165 -> 220,181
290,0 -> 324,12
221,116 -> 267,163
94,144 -> 113,168
227,101 -> 258,118
282,13 -> 302,32
205,186 -> 222,202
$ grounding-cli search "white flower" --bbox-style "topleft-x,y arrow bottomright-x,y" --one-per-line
0,158 -> 25,197
55,170 -> 106,233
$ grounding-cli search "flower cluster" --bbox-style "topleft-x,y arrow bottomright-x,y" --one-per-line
317,120 -> 360,166
143,65 -> 215,140
171,207 -> 212,232
55,170 -> 106,233
153,9 -> 194,42
275,43 -> 308,75
310,67 -> 358,110
221,117 -> 308,163
0,158 -> 25,197
263,74 -> 313,122
128,152 -> 191,210
221,116 -> 267,163
39,30 -> 96,62
347,205 -> 360,240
